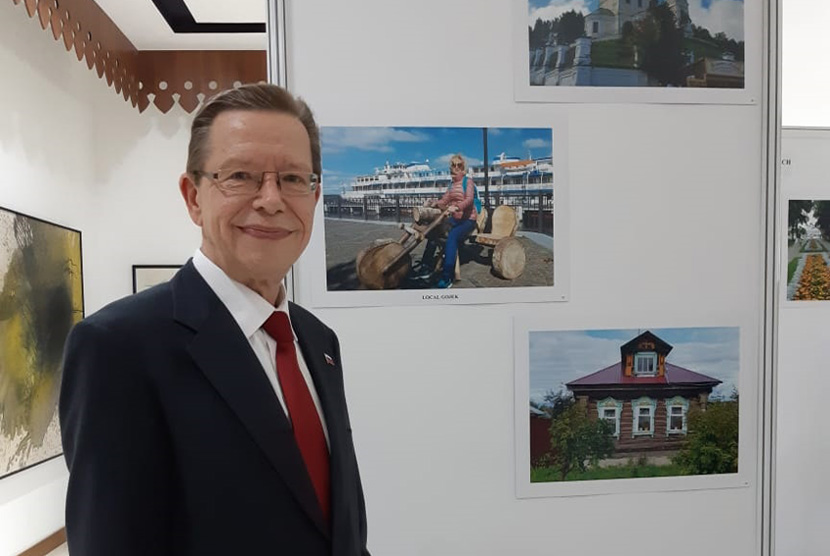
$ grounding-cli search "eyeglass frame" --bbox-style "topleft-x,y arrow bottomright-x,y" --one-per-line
450,161 -> 465,169
192,169 -> 320,197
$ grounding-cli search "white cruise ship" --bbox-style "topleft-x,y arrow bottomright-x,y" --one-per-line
342,153 -> 553,200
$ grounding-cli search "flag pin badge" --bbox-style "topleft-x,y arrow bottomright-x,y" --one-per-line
324,353 -> 335,366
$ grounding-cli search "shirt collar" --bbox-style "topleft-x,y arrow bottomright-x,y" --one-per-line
192,249 -> 293,340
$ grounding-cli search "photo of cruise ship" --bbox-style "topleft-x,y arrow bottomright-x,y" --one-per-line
342,152 -> 553,200
318,126 -> 562,296
321,126 -> 555,234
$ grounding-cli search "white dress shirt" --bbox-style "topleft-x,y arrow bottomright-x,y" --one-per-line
192,249 -> 329,445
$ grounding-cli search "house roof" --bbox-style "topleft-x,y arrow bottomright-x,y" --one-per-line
620,330 -> 673,358
567,362 -> 722,388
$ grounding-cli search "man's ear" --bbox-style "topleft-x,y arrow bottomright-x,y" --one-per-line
314,180 -> 322,203
179,173 -> 203,226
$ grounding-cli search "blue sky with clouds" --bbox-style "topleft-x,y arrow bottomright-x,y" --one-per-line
528,0 -> 744,41
528,327 -> 740,403
320,127 -> 553,195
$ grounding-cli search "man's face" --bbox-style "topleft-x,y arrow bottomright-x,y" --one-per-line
180,110 -> 320,286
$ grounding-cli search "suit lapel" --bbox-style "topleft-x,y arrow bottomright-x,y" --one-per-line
291,304 -> 354,550
172,263 -> 329,537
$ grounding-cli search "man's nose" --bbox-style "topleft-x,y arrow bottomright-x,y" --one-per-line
253,173 -> 286,211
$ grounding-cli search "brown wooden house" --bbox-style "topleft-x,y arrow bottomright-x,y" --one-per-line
566,331 -> 721,456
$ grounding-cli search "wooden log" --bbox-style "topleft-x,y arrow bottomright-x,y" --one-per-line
356,241 -> 411,289
492,237 -> 526,280
412,206 -> 443,224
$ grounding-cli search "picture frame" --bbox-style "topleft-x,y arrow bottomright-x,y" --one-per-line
132,265 -> 182,294
514,317 -> 751,497
514,0 -> 760,104
0,205 -> 84,479
297,122 -> 571,307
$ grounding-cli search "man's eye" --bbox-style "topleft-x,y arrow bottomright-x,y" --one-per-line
228,171 -> 254,181
281,173 -> 306,185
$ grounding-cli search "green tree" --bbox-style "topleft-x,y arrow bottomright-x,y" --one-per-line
529,18 -> 554,51
788,200 -> 813,241
673,393 -> 739,474
548,403 -> 615,480
557,10 -> 586,45
632,0 -> 685,86
813,200 -> 830,240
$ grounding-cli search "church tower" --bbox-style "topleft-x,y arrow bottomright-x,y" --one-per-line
666,0 -> 692,36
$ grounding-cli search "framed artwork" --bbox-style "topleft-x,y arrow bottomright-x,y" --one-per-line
299,123 -> 570,307
515,320 -> 748,497
132,265 -> 181,294
784,199 -> 830,302
0,206 -> 84,479
514,0 -> 759,104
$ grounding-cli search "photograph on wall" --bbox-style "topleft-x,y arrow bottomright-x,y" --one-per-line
132,264 -> 182,294
0,207 -> 83,479
301,124 -> 570,307
514,0 -> 757,103
785,200 -> 830,301
518,325 -> 741,495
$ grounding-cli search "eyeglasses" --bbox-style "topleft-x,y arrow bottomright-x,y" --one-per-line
450,162 -> 465,169
194,169 -> 319,197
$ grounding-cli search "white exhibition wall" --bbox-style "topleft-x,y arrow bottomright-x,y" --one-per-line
775,130 -> 830,556
0,0 -> 781,554
0,2 -> 198,554
288,1 -> 769,555
775,0 -> 830,553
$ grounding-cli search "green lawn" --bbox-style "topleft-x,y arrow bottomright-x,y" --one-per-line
788,257 -> 800,284
531,461 -> 686,482
589,37 -> 739,71
591,39 -> 635,69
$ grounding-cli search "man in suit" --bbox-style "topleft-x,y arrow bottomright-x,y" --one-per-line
60,84 -> 370,555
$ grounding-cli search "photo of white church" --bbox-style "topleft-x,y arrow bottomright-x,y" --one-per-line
527,0 -> 745,88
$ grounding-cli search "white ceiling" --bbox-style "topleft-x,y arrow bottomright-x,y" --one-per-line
188,0 -> 266,24
93,0 -> 267,51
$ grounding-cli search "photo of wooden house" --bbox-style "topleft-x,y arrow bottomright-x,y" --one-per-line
528,327 -> 739,482
566,330 -> 721,457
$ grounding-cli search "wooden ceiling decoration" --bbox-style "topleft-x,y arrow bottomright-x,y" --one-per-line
9,0 -> 267,114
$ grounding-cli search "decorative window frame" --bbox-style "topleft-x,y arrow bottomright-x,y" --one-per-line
631,396 -> 657,437
596,397 -> 623,438
666,396 -> 690,435
633,351 -> 658,377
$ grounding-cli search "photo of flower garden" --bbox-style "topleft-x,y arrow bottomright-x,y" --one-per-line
786,200 -> 830,301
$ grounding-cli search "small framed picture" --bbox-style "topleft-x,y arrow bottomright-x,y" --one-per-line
132,265 -> 182,294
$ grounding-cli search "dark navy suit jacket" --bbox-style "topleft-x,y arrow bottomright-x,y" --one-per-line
59,261 -> 369,555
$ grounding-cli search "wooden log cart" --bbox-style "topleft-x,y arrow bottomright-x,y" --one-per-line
355,205 -> 527,290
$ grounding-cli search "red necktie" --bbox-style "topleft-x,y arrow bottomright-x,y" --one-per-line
262,312 -> 330,523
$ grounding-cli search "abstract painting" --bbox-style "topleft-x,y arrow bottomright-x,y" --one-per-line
0,206 -> 83,478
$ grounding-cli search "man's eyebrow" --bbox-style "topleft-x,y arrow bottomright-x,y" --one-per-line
214,156 -> 256,168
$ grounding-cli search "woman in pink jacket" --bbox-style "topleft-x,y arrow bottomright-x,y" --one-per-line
420,153 -> 478,289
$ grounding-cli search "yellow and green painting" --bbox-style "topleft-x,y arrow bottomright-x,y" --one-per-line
0,207 -> 83,478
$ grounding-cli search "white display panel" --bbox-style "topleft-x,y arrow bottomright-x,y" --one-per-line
775,128 -> 830,556
283,1 -> 771,554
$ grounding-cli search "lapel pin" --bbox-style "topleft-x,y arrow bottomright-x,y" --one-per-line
324,353 -> 335,366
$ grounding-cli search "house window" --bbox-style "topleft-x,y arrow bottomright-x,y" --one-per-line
638,0 -> 643,7
592,21 -> 599,34
666,396 -> 690,434
633,352 -> 657,376
597,398 -> 622,437
631,397 -> 656,437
